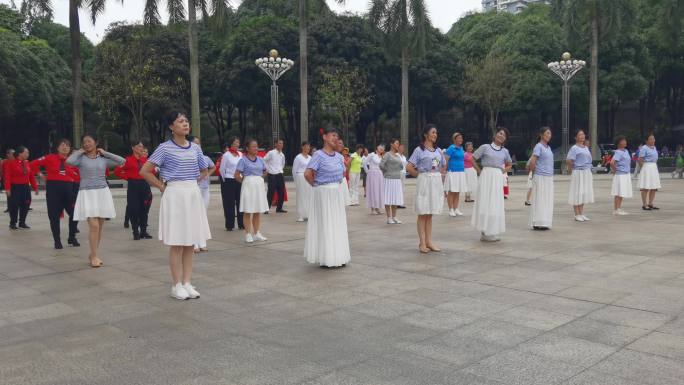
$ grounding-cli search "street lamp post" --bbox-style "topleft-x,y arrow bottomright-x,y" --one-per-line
255,50 -> 294,145
548,52 -> 586,174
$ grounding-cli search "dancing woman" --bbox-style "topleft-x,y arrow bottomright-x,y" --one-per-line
463,142 -> 479,202
363,145 -> 385,214
219,137 -> 244,231
610,136 -> 632,215
527,127 -> 554,230
471,127 -> 512,242
67,134 -> 125,267
638,134 -> 661,210
379,138 -> 404,224
444,132 -> 467,216
234,139 -> 269,243
406,124 -> 445,253
292,141 -> 312,222
304,128 -> 350,267
348,145 -> 364,205
114,140 -> 154,240
4,146 -> 38,230
566,129 -> 594,222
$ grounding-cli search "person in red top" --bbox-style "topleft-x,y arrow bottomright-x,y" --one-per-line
2,148 -> 15,212
114,140 -> 153,240
30,139 -> 80,249
4,146 -> 38,230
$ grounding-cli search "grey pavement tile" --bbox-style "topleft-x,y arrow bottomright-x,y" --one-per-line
442,318 -> 543,348
337,351 -> 456,383
557,286 -> 629,304
346,297 -> 430,320
516,333 -> 618,367
505,277 -> 574,294
398,308 -> 476,330
554,318 -> 651,347
398,336 -> 504,368
4,302 -> 77,324
562,370 -> 643,385
525,296 -> 605,317
436,296 -> 514,317
389,288 -> 462,307
627,331 -> 684,361
488,305 -> 577,331
592,349 -> 684,385
586,306 -> 673,330
613,293 -> 684,315
470,287 -> 548,306
657,316 -> 684,337
311,289 -> 381,307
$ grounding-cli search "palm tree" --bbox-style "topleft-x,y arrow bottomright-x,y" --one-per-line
369,0 -> 430,153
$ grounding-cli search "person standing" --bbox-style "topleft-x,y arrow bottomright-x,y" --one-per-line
304,128 -> 350,267
611,136 -> 632,215
463,142 -> 479,203
471,128 -> 512,242
444,132 -> 467,216
30,139 -> 80,248
235,139 -> 269,243
4,146 -> 38,230
398,144 -> 408,209
189,137 -> 215,252
293,142 -> 312,222
363,144 -> 385,215
1,149 -> 15,213
348,145 -> 364,206
638,134 -> 661,210
67,135 -> 125,267
407,124 -> 446,253
114,140 -> 154,240
633,142 -> 644,179
528,127 -> 555,230
219,137 -> 244,231
672,145 -> 684,179
264,139 -> 287,213
380,138 -> 404,224
566,129 -> 594,222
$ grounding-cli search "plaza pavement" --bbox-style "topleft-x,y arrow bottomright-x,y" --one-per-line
1,174 -> 683,385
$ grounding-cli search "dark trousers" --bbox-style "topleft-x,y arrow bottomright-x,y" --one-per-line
266,173 -> 285,210
72,183 -> 80,232
46,181 -> 77,242
8,184 -> 31,226
127,179 -> 152,235
221,178 -> 244,230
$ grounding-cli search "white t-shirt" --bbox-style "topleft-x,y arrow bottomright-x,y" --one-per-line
264,149 -> 285,175
292,153 -> 311,175
219,150 -> 242,179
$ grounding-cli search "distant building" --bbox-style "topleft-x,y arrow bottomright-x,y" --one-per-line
482,0 -> 551,14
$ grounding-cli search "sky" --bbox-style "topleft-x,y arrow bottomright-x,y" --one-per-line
1,0 -> 482,43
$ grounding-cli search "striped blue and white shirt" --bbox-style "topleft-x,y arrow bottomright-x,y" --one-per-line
148,140 -> 208,182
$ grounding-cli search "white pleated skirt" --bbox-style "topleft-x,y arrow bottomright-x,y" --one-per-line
304,184 -> 350,267
339,179 -> 352,206
414,172 -> 444,215
239,176 -> 269,213
529,174 -> 554,228
611,174 -> 633,198
465,167 -> 478,195
73,187 -> 116,221
383,178 -> 404,206
471,167 -> 505,236
444,171 -> 468,193
294,173 -> 312,219
638,162 -> 661,190
568,169 -> 594,205
159,180 -> 212,246
365,169 -> 384,209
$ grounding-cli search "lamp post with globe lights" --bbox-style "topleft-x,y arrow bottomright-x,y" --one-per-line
255,50 -> 295,145
548,52 -> 586,174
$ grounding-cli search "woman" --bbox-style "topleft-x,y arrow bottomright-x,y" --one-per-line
444,132 -> 467,216
190,137 -> 215,253
219,137 -> 244,231
348,145 -> 364,205
304,128 -> 350,267
407,124 -> 445,253
638,134 -> 661,210
292,141 -> 312,222
234,139 -> 269,243
464,142 -> 479,202
4,146 -> 38,230
528,127 -> 555,230
566,129 -> 594,222
610,136 -> 632,215
379,138 -> 404,224
672,145 -> 683,179
363,144 -> 385,214
67,134 -> 125,267
336,139 -> 352,206
140,112 -> 210,300
30,139 -> 80,249
471,127 -> 512,242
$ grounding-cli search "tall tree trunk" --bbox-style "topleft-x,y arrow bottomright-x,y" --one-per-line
400,47 -> 409,154
188,0 -> 201,138
299,0 -> 308,145
69,0 -> 83,147
589,13 -> 599,159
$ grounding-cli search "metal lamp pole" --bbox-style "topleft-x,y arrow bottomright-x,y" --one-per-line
548,52 -> 585,174
255,50 -> 294,145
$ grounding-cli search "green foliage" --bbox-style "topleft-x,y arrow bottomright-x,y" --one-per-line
0,4 -> 24,33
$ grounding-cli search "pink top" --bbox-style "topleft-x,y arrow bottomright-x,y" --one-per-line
464,152 -> 474,168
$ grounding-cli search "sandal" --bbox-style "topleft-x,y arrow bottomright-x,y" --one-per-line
642,206 -> 652,211
648,205 -> 660,210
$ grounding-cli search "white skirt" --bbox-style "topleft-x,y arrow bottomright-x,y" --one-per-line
471,167 -> 505,236
239,176 -> 269,213
365,169 -> 384,209
304,184 -> 351,267
339,179 -> 351,206
73,187 -> 116,221
611,174 -> 633,198
465,167 -> 478,195
568,169 -> 594,205
294,173 -> 312,219
529,174 -> 554,228
383,178 -> 404,206
638,162 -> 661,190
444,171 -> 468,193
414,172 -> 444,215
159,181 -> 212,246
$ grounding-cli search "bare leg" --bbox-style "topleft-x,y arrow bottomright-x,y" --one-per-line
425,216 -> 440,251
181,246 -> 194,284
417,216 -> 428,252
391,205 -> 397,218
526,188 -> 532,203
447,192 -> 455,210
97,218 -> 104,249
169,246 -> 182,284
648,190 -> 656,206
243,213 -> 252,234
87,218 -> 102,266
454,193 -> 460,210
578,204 -> 584,216
614,196 -> 623,210
385,205 -> 392,219
253,213 -> 261,233
640,190 -> 648,206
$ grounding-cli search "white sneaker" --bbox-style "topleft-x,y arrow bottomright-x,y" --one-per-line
454,209 -> 464,216
393,217 -> 403,224
387,218 -> 396,224
183,283 -> 200,299
296,218 -> 305,222
575,215 -> 585,222
171,283 -> 189,300
449,209 -> 456,217
480,233 -> 500,242
254,232 -> 267,241
245,233 -> 254,243
582,215 -> 590,221
617,209 -> 628,216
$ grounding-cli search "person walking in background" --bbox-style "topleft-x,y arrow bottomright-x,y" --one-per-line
235,139 -> 269,243
610,136 -> 633,215
444,132 -> 467,217
293,141 -> 312,222
1,148 -> 15,213
464,142 -> 479,203
264,139 -> 287,213
638,134 -> 662,211
671,145 -> 683,179
67,134 -> 125,267
4,146 -> 38,230
380,138 -> 404,224
528,127 -> 555,230
219,137 -> 244,231
348,145 -> 364,206
566,129 -> 594,222
190,136 -> 215,253
363,144 -> 385,215
114,140 -> 154,240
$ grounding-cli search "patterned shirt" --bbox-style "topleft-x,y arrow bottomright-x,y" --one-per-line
307,150 -> 345,186
198,156 -> 214,189
408,146 -> 446,173
473,143 -> 512,169
148,140 -> 208,182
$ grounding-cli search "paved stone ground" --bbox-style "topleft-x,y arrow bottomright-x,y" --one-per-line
1,174 -> 683,385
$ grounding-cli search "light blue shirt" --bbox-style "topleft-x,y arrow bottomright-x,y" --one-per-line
639,146 -> 658,163
613,149 -> 631,174
198,156 -> 214,189
533,142 -> 554,176
307,150 -> 345,186
445,145 -> 465,172
236,156 -> 266,177
567,145 -> 592,170
408,146 -> 446,173
473,143 -> 512,169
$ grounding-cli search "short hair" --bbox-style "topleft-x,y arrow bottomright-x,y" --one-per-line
355,144 -> 364,151
15,145 -> 28,155
130,140 -> 145,147
301,141 -> 309,147
244,138 -> 258,148
614,135 -> 627,146
226,136 -> 239,149
5,148 -> 15,155
53,138 -> 71,152
452,132 -> 463,141
81,133 -> 97,143
164,111 -> 187,128
322,127 -> 339,136
495,126 -> 510,143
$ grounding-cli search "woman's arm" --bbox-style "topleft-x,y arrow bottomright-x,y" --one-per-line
304,169 -> 315,186
98,149 -> 125,167
140,162 -> 165,192
528,155 -> 538,173
566,159 -> 574,175
406,163 -> 419,178
66,150 -> 84,166
234,170 -> 243,183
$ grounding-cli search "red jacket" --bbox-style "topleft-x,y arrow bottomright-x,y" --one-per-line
4,159 -> 37,191
114,155 -> 147,180
29,154 -> 76,183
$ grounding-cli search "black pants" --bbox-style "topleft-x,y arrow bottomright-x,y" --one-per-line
72,183 -> 80,232
127,179 -> 152,234
46,181 -> 77,241
266,173 -> 285,210
221,178 -> 244,230
8,184 -> 31,226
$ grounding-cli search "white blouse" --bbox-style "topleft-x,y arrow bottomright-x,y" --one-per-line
292,153 -> 311,175
219,151 -> 242,179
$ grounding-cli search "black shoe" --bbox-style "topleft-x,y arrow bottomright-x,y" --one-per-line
28,208 -> 32,211
276,209 -> 287,213
397,205 -> 406,209
226,228 -> 234,232
140,232 -> 153,239
133,232 -> 141,240
264,211 -> 269,214
524,201 -> 531,206
18,223 -> 30,229
75,228 -> 80,234
3,209 -> 8,213
124,222 -> 129,229
648,205 -> 660,210
642,206 -> 652,211
533,226 -> 549,231
238,226 -> 245,230
68,237 -> 80,247
54,240 -> 63,249
9,224 -> 18,230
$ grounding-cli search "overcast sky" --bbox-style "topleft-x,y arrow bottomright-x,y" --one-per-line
1,0 -> 482,42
